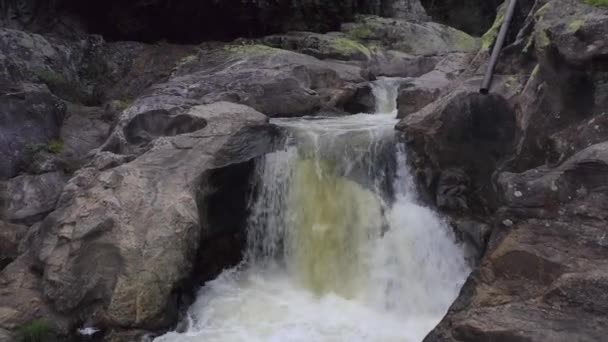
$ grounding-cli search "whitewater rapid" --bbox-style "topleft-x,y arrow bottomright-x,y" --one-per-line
154,78 -> 470,342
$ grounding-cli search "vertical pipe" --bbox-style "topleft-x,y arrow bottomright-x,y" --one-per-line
480,0 -> 518,94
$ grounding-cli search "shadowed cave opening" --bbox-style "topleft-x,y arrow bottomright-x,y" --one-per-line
170,158 -> 259,329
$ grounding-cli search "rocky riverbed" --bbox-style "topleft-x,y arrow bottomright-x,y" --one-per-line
1,0 -> 607,341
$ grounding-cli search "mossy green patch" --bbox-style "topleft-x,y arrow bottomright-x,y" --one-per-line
35,69 -> 85,103
25,139 -> 64,156
536,29 -> 551,48
567,19 -> 585,33
481,4 -> 507,50
346,24 -> 375,41
47,140 -> 64,154
531,64 -> 541,77
535,2 -> 553,19
36,70 -> 70,90
451,30 -> 479,51
330,38 -> 371,59
584,0 -> 608,7
17,320 -> 57,342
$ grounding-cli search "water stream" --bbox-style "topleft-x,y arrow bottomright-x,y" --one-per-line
154,78 -> 470,342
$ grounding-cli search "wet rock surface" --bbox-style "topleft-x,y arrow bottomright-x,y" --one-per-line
395,0 -> 608,341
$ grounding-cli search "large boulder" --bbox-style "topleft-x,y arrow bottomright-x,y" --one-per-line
396,88 -> 517,213
0,102 -> 278,337
99,43 -> 367,157
426,143 -> 608,342
508,0 -> 608,171
419,1 -> 608,341
342,15 -> 479,55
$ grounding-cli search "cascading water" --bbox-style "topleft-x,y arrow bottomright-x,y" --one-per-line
155,78 -> 470,342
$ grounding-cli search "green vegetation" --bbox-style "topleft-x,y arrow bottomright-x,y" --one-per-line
330,38 -> 371,59
17,320 -> 57,342
481,4 -> 506,50
451,30 -> 480,52
536,29 -> 551,48
584,0 -> 608,7
25,139 -> 64,156
35,69 -> 84,103
35,70 -> 71,91
47,140 -> 64,154
535,2 -> 553,19
567,19 -> 585,33
346,24 -> 375,41
531,64 -> 541,78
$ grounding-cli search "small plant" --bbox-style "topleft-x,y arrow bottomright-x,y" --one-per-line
47,140 -> 64,154
17,320 -> 57,342
584,0 -> 608,7
35,70 -> 71,91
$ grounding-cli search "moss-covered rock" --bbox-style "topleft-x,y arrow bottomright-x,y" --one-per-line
261,32 -> 371,61
342,15 -> 479,55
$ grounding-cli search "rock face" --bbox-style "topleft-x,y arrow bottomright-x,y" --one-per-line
342,15 -> 479,56
0,221 -> 27,270
99,43 -> 368,136
397,87 -> 517,213
0,85 -> 66,179
0,102 -> 277,337
395,0 -> 608,341
1,172 -> 67,224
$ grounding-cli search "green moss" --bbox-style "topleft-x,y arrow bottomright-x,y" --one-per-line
584,0 -> 608,7
535,2 -> 553,19
531,64 -> 541,77
177,54 -> 197,66
346,24 -> 375,41
330,38 -> 371,58
536,29 -> 551,48
17,320 -> 57,342
35,70 -> 70,89
47,140 -> 64,154
25,139 -> 63,156
567,19 -> 585,33
481,4 -> 507,50
35,69 -> 85,103
451,30 -> 480,51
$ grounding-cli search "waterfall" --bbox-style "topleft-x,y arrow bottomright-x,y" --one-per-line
154,78 -> 470,342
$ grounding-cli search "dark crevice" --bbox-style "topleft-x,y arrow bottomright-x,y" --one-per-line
194,159 -> 256,283
420,0 -> 503,36
55,0 -> 382,43
169,159 -> 258,333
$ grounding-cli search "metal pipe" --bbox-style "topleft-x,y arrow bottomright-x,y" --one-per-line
480,0 -> 518,94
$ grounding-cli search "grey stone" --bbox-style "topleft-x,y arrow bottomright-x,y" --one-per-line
1,172 -> 66,224
0,85 -> 66,179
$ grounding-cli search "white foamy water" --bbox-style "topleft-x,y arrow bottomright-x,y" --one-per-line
154,78 -> 470,342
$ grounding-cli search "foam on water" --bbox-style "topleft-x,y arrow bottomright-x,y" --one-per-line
154,78 -> 470,342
